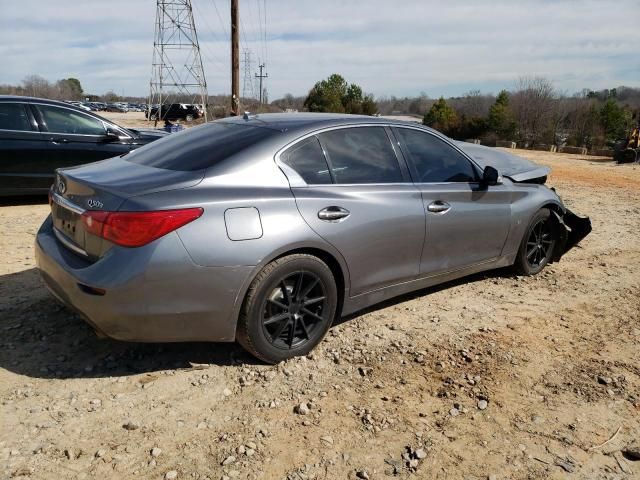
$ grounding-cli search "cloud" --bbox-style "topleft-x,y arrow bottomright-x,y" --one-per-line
1,0 -> 637,99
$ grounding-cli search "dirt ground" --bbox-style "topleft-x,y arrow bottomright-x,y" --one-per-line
100,111 -> 205,130
99,111 -> 162,130
1,150 -> 639,480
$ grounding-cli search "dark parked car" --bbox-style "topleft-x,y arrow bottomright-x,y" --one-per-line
0,96 -> 168,195
35,113 -> 591,363
105,103 -> 128,113
146,103 -> 201,122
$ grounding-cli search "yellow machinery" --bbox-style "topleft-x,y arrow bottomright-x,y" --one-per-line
615,125 -> 640,163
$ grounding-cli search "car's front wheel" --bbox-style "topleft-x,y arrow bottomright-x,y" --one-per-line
186,114 -> 194,122
514,208 -> 557,275
236,254 -> 338,363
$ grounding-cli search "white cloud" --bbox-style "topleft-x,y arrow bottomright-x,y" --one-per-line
0,0 -> 637,99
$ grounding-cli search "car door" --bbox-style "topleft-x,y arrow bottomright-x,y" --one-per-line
33,103 -> 133,173
280,125 -> 425,296
392,127 -> 511,275
0,101 -> 48,192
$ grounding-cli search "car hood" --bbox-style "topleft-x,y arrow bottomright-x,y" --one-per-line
130,128 -> 170,144
455,141 -> 550,182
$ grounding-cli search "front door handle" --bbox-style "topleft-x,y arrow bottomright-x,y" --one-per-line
427,201 -> 451,214
49,138 -> 69,144
318,206 -> 350,222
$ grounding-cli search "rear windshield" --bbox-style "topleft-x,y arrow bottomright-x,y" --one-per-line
125,122 -> 278,171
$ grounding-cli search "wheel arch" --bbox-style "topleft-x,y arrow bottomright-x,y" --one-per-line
228,242 -> 350,336
540,200 -> 565,216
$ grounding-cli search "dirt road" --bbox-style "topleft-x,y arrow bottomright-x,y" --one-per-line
1,151 -> 639,479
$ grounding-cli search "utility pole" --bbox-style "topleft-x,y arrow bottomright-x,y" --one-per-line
255,63 -> 268,105
230,0 -> 239,115
149,0 -> 208,123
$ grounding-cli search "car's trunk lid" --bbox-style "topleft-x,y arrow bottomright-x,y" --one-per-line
50,157 -> 204,260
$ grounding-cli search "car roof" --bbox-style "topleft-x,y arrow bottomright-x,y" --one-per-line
218,112 -> 428,133
0,95 -> 93,113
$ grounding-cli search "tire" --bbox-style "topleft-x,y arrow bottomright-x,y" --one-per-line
186,114 -> 194,122
514,208 -> 557,276
150,113 -> 157,121
236,254 -> 338,364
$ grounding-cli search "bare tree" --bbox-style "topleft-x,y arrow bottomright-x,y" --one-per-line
22,75 -> 54,98
547,93 -> 571,146
452,90 -> 494,118
565,93 -> 600,147
511,76 -> 556,146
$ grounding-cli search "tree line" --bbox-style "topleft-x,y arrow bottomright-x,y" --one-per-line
274,75 -> 639,149
3,73 -> 637,148
421,77 -> 638,149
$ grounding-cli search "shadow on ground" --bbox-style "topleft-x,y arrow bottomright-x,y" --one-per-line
0,265 -> 513,380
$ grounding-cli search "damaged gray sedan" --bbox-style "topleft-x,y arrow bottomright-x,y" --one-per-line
35,114 -> 591,363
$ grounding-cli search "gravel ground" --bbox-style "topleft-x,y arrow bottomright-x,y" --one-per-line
99,111 -> 199,130
1,150 -> 639,479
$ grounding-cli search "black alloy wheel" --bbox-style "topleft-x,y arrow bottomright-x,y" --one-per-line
236,254 -> 338,363
525,217 -> 554,269
261,271 -> 328,349
514,208 -> 557,276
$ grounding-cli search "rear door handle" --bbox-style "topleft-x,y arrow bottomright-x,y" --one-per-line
427,201 -> 451,214
318,206 -> 350,222
50,138 -> 69,144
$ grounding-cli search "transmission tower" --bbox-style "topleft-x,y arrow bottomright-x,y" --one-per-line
149,0 -> 208,122
242,49 -> 255,101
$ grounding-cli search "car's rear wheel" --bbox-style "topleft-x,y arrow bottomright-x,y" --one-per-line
514,208 -> 556,275
149,113 -> 157,121
236,254 -> 337,363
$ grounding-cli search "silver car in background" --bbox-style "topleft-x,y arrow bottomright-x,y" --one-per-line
35,114 -> 591,363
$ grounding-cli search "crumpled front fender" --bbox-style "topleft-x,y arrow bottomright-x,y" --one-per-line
551,209 -> 592,262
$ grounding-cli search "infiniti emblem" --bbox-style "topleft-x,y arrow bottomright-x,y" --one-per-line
57,177 -> 66,194
87,199 -> 104,209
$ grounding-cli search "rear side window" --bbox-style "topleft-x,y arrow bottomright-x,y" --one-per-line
281,136 -> 331,184
126,122 -> 277,171
0,103 -> 32,131
395,128 -> 478,183
38,105 -> 106,136
319,127 -> 403,184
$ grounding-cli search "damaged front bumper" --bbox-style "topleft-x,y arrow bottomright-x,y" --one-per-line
551,209 -> 592,262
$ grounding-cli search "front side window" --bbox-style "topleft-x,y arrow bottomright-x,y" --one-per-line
38,105 -> 106,136
0,103 -> 32,131
319,127 -> 403,184
281,136 -> 332,184
395,128 -> 478,183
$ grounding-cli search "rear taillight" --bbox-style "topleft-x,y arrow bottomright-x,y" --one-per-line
81,208 -> 203,247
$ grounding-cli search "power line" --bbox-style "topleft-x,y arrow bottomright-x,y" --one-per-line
210,0 -> 229,38
263,0 -> 268,66
191,1 -> 228,69
256,0 -> 266,63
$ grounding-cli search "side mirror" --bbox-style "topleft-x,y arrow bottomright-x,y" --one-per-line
104,127 -> 127,142
482,165 -> 502,185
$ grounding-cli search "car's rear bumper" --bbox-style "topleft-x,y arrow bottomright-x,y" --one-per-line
35,215 -> 253,342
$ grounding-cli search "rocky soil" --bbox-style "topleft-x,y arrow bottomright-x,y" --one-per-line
1,151 -> 639,479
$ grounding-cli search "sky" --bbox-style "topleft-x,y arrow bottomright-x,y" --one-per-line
1,0 -> 638,100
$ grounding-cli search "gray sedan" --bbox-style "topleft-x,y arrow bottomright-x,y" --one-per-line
35,114 -> 590,363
